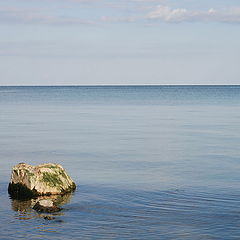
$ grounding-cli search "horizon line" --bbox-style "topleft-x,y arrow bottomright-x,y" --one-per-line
1,84 -> 240,87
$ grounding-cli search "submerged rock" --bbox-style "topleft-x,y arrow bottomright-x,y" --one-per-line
43,215 -> 56,220
8,163 -> 76,199
33,199 -> 61,213
11,192 -> 73,213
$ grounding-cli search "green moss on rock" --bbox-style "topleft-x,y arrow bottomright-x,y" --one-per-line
41,172 -> 63,187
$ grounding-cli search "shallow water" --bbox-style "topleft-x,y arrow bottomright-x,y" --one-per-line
1,86 -> 240,239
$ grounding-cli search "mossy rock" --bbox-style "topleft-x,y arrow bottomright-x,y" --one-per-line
8,163 -> 76,199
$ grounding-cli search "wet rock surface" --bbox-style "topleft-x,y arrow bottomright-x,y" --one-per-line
8,163 -> 76,199
33,199 -> 62,213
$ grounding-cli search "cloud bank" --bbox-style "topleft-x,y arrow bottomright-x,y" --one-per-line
146,5 -> 240,23
1,2 -> 240,25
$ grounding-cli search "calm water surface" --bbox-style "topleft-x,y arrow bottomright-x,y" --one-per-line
1,86 -> 240,239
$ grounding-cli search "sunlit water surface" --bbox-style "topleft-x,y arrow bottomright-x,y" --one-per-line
1,86 -> 240,239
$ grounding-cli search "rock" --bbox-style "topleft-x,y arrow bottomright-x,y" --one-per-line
11,193 -> 73,212
44,216 -> 56,220
8,163 -> 76,199
33,199 -> 61,213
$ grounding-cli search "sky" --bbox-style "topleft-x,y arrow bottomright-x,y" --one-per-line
0,0 -> 240,85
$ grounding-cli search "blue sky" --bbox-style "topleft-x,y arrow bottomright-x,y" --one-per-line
0,0 -> 240,85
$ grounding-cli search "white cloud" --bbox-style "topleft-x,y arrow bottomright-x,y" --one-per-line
146,5 -> 240,23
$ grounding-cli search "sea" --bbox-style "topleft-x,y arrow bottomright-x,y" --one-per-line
1,85 -> 240,239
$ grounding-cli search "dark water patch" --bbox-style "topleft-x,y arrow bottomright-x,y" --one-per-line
1,85 -> 240,106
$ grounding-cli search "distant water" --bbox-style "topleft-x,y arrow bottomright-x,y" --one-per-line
1,85 -> 240,239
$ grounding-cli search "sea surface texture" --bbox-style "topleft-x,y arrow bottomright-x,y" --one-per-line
1,85 -> 240,239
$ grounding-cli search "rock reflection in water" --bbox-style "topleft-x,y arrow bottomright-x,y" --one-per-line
11,193 -> 73,220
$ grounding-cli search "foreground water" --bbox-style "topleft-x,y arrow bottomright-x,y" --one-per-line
1,86 -> 240,239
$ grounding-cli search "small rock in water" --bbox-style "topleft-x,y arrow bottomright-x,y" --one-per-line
43,216 -> 56,220
38,199 -> 54,207
8,163 -> 76,199
33,199 -> 62,213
